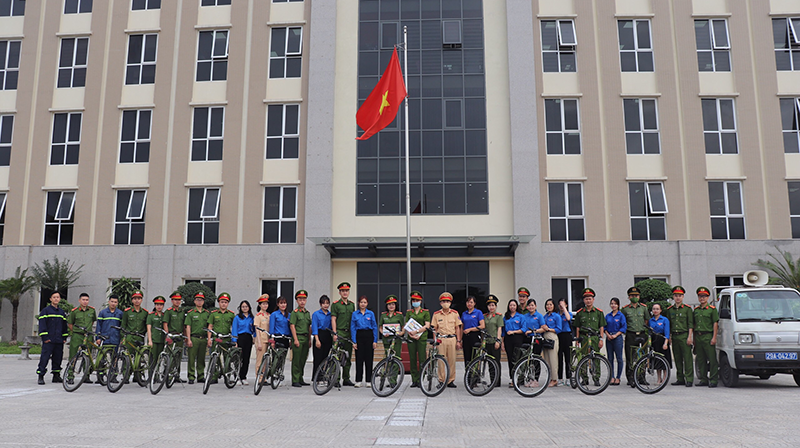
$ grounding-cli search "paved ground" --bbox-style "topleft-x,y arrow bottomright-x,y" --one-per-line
1,357 -> 798,448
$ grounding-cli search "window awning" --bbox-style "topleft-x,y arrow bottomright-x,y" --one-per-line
307,235 -> 534,259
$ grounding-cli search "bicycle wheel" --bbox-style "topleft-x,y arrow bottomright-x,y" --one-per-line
225,350 -> 241,389
371,357 -> 404,397
312,356 -> 339,396
166,354 -> 180,389
254,353 -> 271,396
634,354 -> 670,394
270,351 -> 286,390
107,354 -> 131,393
419,355 -> 449,397
96,350 -> 113,386
149,352 -> 170,395
135,351 -> 151,387
204,353 -> 219,395
575,354 -> 611,395
512,357 -> 550,397
63,353 -> 90,392
466,356 -> 500,397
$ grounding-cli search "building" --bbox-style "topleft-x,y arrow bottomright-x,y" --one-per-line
1,0 -> 800,340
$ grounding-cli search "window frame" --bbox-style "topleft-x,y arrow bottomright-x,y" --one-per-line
544,98 -> 581,155
774,18 -> 800,71
191,106 -> 225,162
262,186 -> 298,244
617,19 -> 654,72
57,37 -> 89,88
628,182 -> 667,241
114,189 -> 146,245
623,98 -> 660,155
788,181 -> 800,238
131,0 -> 161,10
186,187 -> 220,244
261,279 -> 295,313
265,103 -> 301,159
44,191 -> 76,246
50,112 -> 82,165
702,98 -> 738,154
125,33 -> 158,85
708,181 -> 746,240
548,182 -> 585,242
0,0 -> 25,16
184,278 -> 217,294
540,19 -> 577,73
551,277 -> 588,313
781,98 -> 800,154
119,109 -> 152,163
64,0 -> 93,14
695,19 -> 731,72
0,114 -> 13,166
201,0 -> 231,6
0,40 -> 22,91
195,29 -> 229,82
0,191 -> 5,245
269,26 -> 304,79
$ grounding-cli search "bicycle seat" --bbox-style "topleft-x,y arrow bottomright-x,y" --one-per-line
473,341 -> 482,348
426,339 -> 435,344
520,343 -> 531,350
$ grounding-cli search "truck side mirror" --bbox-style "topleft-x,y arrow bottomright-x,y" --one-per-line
719,308 -> 731,319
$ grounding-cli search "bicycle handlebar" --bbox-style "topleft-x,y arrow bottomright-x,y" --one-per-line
255,327 -> 291,340
111,326 -> 145,339
331,331 -> 355,345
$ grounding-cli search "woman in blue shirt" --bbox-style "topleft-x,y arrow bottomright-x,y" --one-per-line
649,303 -> 671,384
351,296 -> 378,387
269,296 -> 292,349
232,300 -> 255,385
503,299 -> 525,387
461,295 -> 485,367
311,295 -> 333,379
542,299 -> 562,387
556,298 -> 573,386
605,297 -> 627,385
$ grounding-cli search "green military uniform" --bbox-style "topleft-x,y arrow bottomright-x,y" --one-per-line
667,289 -> 695,385
405,300 -> 430,385
67,306 -> 96,360
289,303 -> 312,385
122,307 -> 148,345
379,311 -> 405,355
621,301 -> 650,384
147,310 -> 165,364
209,307 -> 235,380
331,296 -> 355,382
694,301 -> 719,386
573,305 -> 604,382
483,307 -> 504,378
184,308 -> 210,381
163,305 -> 186,335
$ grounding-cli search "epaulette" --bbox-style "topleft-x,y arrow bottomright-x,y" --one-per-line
595,308 -> 603,313
124,307 -> 131,311
382,311 -> 388,315
88,306 -> 95,309
72,306 -> 79,311
433,310 -> 443,315
622,304 -> 631,308
576,307 -> 585,313
709,305 -> 716,309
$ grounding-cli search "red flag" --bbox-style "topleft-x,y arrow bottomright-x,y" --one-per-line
356,48 -> 407,141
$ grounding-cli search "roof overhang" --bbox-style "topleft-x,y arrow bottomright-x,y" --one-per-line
307,235 -> 535,259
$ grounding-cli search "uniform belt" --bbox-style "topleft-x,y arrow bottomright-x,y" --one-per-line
696,331 -> 709,335
439,334 -> 456,338
673,331 -> 688,334
296,333 -> 309,336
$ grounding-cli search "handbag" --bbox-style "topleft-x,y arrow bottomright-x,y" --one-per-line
541,338 -> 555,349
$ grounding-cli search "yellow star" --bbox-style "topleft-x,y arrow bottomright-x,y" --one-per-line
379,90 -> 390,115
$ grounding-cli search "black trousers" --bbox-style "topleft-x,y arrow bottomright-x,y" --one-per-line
504,333 -> 525,379
354,330 -> 374,382
37,342 -> 64,375
237,333 -> 253,380
486,339 -> 502,379
313,330 -> 333,378
557,332 -> 573,379
463,331 -> 480,367
652,334 -> 673,368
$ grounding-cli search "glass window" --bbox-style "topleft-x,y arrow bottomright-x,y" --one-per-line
261,279 -> 295,313
201,0 -> 231,5
191,107 -> 224,161
781,98 -> 800,154
270,27 -> 303,79
125,34 -> 157,85
263,186 -> 297,244
702,98 -> 738,154
629,182 -> 667,241
44,191 -> 75,245
548,182 -> 584,241
623,98 -> 660,154
119,109 -> 151,163
58,37 -> 89,88
695,19 -> 731,72
773,18 -> 800,71
618,19 -> 653,72
265,104 -> 300,159
114,189 -> 146,245
51,112 -> 81,165
716,275 -> 744,288
541,20 -> 576,73
185,279 -> 217,293
0,0 -> 25,16
0,114 -> 13,166
196,30 -> 228,82
187,188 -> 219,244
0,40 -> 22,91
64,0 -> 92,14
551,277 -> 587,312
708,181 -> 745,240
788,182 -> 800,238
545,98 -> 581,155
0,192 -> 5,245
132,0 -> 161,10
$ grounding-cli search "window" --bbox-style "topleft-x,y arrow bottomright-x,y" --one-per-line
201,0 -> 230,5
541,20 -> 576,72
114,189 -> 146,245
780,98 -> 800,153
634,276 -> 668,284
629,182 -> 667,241
544,98 -> 580,155
0,192 -> 6,245
187,187 -> 219,244
0,0 -> 25,16
44,191 -> 75,245
773,17 -> 800,71
708,181 -> 745,240
623,98 -> 660,154
261,279 -> 295,313
263,186 -> 297,244
442,20 -> 462,48
125,34 -> 157,85
695,19 -> 730,72
51,112 -> 81,165
196,30 -> 228,82
265,104 -> 300,159
185,279 -> 216,294
788,182 -> 800,238
119,109 -> 151,163
551,277 -> 587,312
64,0 -> 92,13
618,19 -> 653,72
0,40 -> 21,90
548,182 -> 585,241
0,114 -> 12,166
716,275 -> 744,288
191,107 -> 224,161
132,0 -> 160,10
58,37 -> 88,88
702,98 -> 737,154
269,27 -> 303,79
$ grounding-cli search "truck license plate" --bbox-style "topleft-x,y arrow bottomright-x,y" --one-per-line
765,352 -> 798,361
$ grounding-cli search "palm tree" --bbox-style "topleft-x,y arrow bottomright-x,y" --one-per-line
753,247 -> 800,289
108,277 -> 142,310
30,257 -> 84,309
0,267 -> 38,344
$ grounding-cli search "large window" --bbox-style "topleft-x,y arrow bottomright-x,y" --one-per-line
44,191 -> 75,245
191,107 -> 224,161
551,277 -> 587,312
58,37 -> 88,88
545,98 -> 580,155
185,278 -> 216,293
695,19 -> 730,72
618,19 -> 653,72
201,0 -> 230,5
261,279 -> 295,313
114,189 -> 146,245
629,182 -> 667,241
263,186 -> 297,244
196,30 -> 228,82
265,104 -> 300,159
269,27 -> 303,79
548,182 -> 584,241
623,98 -> 659,154
0,114 -> 12,166
126,34 -> 157,85
120,109 -> 151,163
0,0 -> 25,16
702,98 -> 737,154
356,0 -> 488,216
64,0 -> 92,14
541,20 -> 576,73
0,40 -> 21,90
132,0 -> 161,10
708,181 -> 745,240
773,17 -> 800,71
0,192 -> 6,245
716,275 -> 743,288
187,188 -> 219,244
781,98 -> 800,153
789,182 -> 800,238
51,112 -> 81,165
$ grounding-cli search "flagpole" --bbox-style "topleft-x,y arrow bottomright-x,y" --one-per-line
403,26 -> 412,310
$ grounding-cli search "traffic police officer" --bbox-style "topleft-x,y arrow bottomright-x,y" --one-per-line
289,290 -> 312,387
37,292 -> 69,384
379,295 -> 405,355
621,286 -> 650,387
67,293 -> 96,362
693,286 -> 719,387
184,292 -> 210,384
147,296 -> 166,367
122,290 -> 148,345
667,286 -> 694,387
483,294 -> 504,379
405,291 -> 430,388
572,288 -> 605,384
331,282 -> 356,386
431,292 -> 462,388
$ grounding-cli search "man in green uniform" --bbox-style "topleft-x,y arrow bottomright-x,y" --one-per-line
483,294 -> 504,380
122,290 -> 148,346
667,286 -> 694,387
67,293 -> 96,361
162,292 -> 186,382
517,287 -> 530,314
572,288 -> 605,385
693,286 -> 719,388
208,293 -> 236,383
290,290 -> 312,387
379,295 -> 405,355
621,286 -> 650,387
405,291 -> 430,388
184,293 -> 211,384
146,296 -> 166,368
331,282 -> 356,386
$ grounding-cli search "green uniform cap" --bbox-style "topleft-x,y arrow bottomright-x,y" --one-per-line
385,294 -> 398,304
696,286 -> 711,296
132,289 -> 143,298
517,287 -> 530,297
217,292 -> 231,302
410,290 -> 423,299
627,286 -> 640,296
582,287 -> 595,297
671,286 -> 686,294
152,296 -> 166,304
295,289 -> 308,298
486,294 -> 499,304
337,282 -> 351,290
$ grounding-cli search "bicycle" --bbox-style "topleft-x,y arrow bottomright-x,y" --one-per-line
418,331 -> 452,397
149,328 -> 186,395
253,328 -> 291,395
203,328 -> 242,395
511,333 -> 550,397
63,327 -> 115,392
465,329 -> 501,396
312,331 -> 354,396
371,327 -> 406,397
632,329 -> 671,394
107,327 -> 151,393
569,327 -> 612,395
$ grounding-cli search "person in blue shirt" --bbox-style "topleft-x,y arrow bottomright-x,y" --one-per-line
269,296 -> 292,348
232,300 -> 255,385
649,303 -> 672,384
96,296 -> 123,348
37,292 -> 69,385
351,296 -> 378,387
541,299 -> 562,387
522,299 -> 544,339
461,295 -> 485,367
605,297 -> 627,385
556,298 -> 573,386
502,299 -> 525,387
311,295 -> 333,379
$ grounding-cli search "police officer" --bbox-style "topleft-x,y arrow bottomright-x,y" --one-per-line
37,292 -> 68,385
572,288 -> 605,385
667,286 -> 694,387
432,292 -> 462,388
379,295 -> 405,356
67,293 -> 96,364
184,293 -> 210,384
331,282 -> 356,386
208,292 -> 236,384
693,286 -> 719,388
483,295 -> 504,380
162,292 -> 186,382
405,291 -> 430,388
146,296 -> 166,368
289,290 -> 312,387
621,286 -> 650,387
122,290 -> 148,346
517,287 -> 531,314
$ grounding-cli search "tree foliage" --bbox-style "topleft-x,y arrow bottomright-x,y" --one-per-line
107,277 -> 142,309
176,282 -> 217,310
30,257 -> 84,300
0,267 -> 38,343
634,278 -> 673,312
753,247 -> 800,290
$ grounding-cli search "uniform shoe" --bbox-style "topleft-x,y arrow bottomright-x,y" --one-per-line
410,382 -> 418,388
300,380 -> 310,386
708,383 -> 717,388
188,379 -> 195,384
37,375 -> 45,385
343,380 -> 355,387
685,382 -> 693,387
671,380 -> 685,386
52,373 -> 63,383
292,382 -> 302,387
696,381 -> 708,387
447,382 -> 456,388
210,379 -> 218,384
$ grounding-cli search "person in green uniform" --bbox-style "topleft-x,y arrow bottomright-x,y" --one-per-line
572,288 -> 605,385
184,293 -> 211,384
67,293 -> 96,362
693,286 -> 719,388
620,286 -> 650,387
208,292 -> 236,384
517,287 -> 531,314
122,290 -> 148,346
667,286 -> 695,387
483,294 -> 504,380
162,292 -> 186,382
331,282 -> 356,386
405,291 -> 430,388
146,296 -> 166,368
379,295 -> 405,355
289,290 -> 312,387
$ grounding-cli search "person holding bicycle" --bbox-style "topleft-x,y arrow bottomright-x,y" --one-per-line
573,288 -> 605,385
351,295 -> 379,388
331,282 -> 356,387
556,298 -> 573,386
461,295 -> 485,367
605,297 -> 627,385
184,293 -> 211,384
432,292 -> 462,389
666,286 -> 694,387
621,286 -> 649,387
67,293 -> 96,366
97,296 -> 123,349
648,303 -> 671,385
541,299 -> 562,388
232,300 -> 255,386
208,293 -> 236,384
379,295 -> 405,359
122,290 -> 148,346
254,295 -> 271,376
502,299 -> 525,388
146,296 -> 166,368
290,290 -> 312,387
483,295 -> 504,380
312,295 -> 333,380
405,291 -> 430,388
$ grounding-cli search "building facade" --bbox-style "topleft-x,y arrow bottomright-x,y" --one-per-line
1,0 -> 800,339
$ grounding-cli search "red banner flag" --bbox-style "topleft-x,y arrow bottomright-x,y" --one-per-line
356,48 -> 407,141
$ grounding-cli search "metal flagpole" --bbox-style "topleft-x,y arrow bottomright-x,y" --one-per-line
403,26 -> 412,310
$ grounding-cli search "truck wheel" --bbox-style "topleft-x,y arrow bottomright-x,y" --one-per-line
719,354 -> 739,388
793,371 -> 800,387
758,373 -> 772,380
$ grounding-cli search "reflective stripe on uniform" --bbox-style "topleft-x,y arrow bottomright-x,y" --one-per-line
39,314 -> 66,319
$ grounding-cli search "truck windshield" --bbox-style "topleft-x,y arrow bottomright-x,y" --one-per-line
734,290 -> 800,322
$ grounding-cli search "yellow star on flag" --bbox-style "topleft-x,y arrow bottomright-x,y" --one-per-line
379,90 -> 390,115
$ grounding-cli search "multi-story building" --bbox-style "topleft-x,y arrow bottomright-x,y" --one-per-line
1,0 -> 799,339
